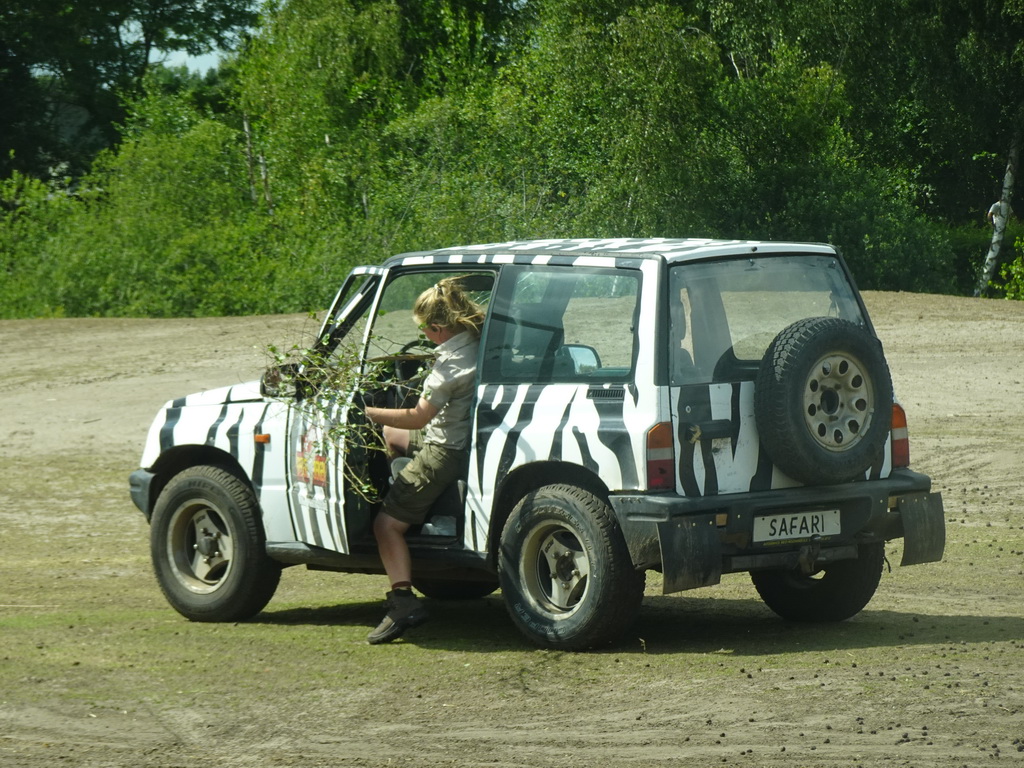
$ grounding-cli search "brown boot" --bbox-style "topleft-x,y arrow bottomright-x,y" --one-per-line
367,588 -> 429,644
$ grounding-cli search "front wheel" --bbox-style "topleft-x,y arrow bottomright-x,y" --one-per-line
750,542 -> 885,622
499,484 -> 644,649
150,465 -> 281,622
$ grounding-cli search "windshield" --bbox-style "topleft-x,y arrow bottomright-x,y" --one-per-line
669,254 -> 866,384
319,271 -> 380,356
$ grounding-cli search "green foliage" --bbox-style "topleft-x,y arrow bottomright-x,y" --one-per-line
998,247 -> 1024,300
264,336 -> 394,503
0,81 -> 279,318
502,4 -> 726,235
992,226 -> 1024,299
2,0 -> 1021,317
946,223 -> 996,294
0,0 -> 257,179
0,171 -> 75,316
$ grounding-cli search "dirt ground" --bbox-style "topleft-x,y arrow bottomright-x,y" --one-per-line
2,291 -> 1024,768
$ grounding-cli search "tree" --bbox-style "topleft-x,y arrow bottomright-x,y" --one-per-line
977,135 -> 1019,295
0,0 -> 993,317
952,0 -> 1024,294
0,0 -> 257,179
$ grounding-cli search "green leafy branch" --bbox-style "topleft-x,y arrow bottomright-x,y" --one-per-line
263,329 -> 432,502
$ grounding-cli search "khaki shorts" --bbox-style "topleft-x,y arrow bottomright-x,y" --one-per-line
381,438 -> 468,525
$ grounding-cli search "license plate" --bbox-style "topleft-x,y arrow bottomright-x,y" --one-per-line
753,510 -> 841,542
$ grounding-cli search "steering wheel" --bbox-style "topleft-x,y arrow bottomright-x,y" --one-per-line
362,339 -> 435,409
397,337 -> 434,355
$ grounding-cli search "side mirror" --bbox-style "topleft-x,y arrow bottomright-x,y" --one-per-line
560,344 -> 601,373
261,362 -> 301,399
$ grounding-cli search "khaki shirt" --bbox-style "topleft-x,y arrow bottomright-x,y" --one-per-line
422,331 -> 479,449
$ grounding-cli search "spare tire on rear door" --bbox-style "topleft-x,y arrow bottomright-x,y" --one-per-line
754,317 -> 893,486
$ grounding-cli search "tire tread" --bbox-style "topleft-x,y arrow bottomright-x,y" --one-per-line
150,465 -> 281,622
755,317 -> 893,485
499,483 -> 644,650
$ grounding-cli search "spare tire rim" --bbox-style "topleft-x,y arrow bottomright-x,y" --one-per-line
802,351 -> 875,452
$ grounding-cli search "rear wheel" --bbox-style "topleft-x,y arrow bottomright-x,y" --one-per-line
150,465 -> 281,622
499,484 -> 644,649
750,542 -> 885,622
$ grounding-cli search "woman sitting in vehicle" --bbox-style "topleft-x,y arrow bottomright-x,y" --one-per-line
363,276 -> 483,644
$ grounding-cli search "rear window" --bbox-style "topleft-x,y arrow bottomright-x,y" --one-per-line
669,254 -> 866,384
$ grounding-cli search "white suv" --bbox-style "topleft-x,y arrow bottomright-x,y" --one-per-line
129,239 -> 945,649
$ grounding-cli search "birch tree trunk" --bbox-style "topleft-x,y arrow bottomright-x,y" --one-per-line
976,131 -> 1020,296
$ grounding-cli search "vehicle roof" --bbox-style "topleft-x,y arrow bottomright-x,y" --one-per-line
382,238 -> 837,267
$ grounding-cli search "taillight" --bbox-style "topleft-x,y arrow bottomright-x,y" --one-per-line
891,404 -> 910,468
647,422 -> 675,490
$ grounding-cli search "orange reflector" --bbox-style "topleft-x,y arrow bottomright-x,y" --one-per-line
891,404 -> 909,468
646,422 -> 675,490
254,434 -> 271,444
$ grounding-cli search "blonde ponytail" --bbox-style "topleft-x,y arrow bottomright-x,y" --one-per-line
413,275 -> 485,337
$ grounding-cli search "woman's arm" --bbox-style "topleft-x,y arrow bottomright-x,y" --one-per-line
365,397 -> 439,431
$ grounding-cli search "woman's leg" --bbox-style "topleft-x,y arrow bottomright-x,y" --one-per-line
373,511 -> 412,586
382,425 -> 411,459
369,510 -> 427,644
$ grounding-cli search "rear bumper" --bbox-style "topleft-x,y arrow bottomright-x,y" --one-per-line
610,469 -> 945,594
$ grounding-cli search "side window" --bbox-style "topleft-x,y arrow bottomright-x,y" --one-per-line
481,267 -> 640,383
366,270 -> 494,359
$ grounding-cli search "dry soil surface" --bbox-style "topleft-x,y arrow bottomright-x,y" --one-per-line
1,292 -> 1024,768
